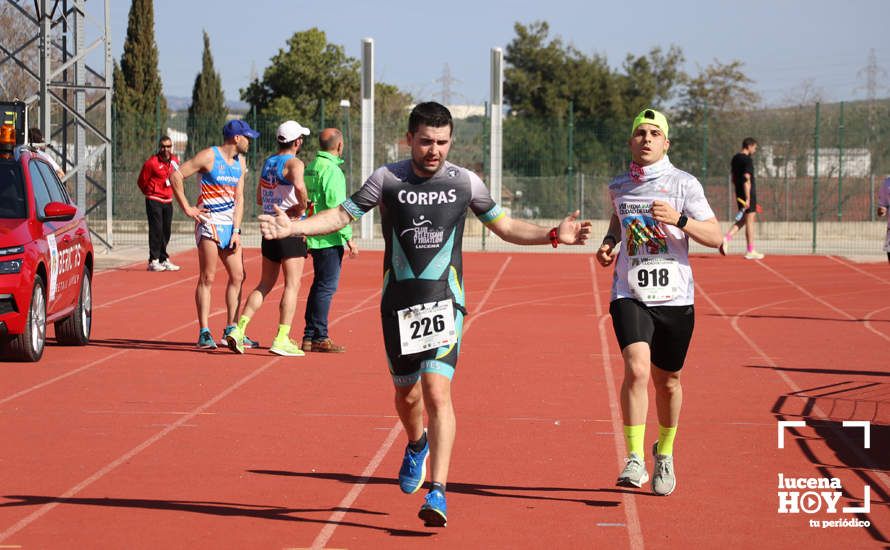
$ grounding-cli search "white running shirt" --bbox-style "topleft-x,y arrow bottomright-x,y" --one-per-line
609,156 -> 715,306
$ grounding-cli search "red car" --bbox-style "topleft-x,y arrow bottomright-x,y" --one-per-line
0,123 -> 93,361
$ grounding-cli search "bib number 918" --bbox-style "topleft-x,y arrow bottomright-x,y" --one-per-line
637,268 -> 670,288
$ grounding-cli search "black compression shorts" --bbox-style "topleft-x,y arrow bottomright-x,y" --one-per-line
609,298 -> 695,372
380,278 -> 465,386
261,236 -> 308,262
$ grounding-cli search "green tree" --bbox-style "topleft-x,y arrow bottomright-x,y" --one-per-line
618,46 -> 685,118
241,28 -> 360,124
502,21 -> 687,182
672,60 -> 761,176
186,30 -> 227,157
675,60 -> 760,125
374,82 -> 413,164
112,0 -> 167,170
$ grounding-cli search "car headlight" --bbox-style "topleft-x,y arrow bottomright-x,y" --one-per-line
0,245 -> 25,256
0,259 -> 23,274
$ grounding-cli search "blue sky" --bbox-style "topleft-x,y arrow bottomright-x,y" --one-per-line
110,0 -> 889,107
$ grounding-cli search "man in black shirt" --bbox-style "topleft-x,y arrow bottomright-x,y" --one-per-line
721,137 -> 764,259
259,102 -> 591,527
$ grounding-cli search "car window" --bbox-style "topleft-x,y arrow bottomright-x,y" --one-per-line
29,160 -> 53,217
0,162 -> 27,219
36,161 -> 70,204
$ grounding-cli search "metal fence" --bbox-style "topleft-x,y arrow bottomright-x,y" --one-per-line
69,99 -> 890,258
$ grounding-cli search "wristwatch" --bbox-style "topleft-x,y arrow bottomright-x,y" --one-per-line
234,228 -> 242,235
676,215 -> 688,229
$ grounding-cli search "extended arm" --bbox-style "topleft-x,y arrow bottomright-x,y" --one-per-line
486,210 -> 591,246
259,204 -> 352,240
170,149 -> 212,220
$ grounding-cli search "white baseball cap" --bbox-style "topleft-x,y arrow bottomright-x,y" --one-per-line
277,120 -> 310,142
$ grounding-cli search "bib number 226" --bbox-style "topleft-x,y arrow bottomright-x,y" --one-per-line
397,300 -> 457,356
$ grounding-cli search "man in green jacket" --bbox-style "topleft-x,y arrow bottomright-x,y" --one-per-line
302,128 -> 358,352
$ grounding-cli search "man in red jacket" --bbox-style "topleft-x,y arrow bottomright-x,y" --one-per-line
138,135 -> 182,271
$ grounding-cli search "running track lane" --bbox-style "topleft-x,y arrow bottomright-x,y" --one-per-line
0,252 -> 887,547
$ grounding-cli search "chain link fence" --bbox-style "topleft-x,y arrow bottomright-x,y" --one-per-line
79,99 -> 889,258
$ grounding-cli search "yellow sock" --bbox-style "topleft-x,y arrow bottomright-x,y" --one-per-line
657,425 -> 677,456
276,324 -> 290,340
237,315 -> 250,332
623,425 -> 645,458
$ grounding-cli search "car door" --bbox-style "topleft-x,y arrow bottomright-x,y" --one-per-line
35,161 -> 84,306
28,159 -> 75,314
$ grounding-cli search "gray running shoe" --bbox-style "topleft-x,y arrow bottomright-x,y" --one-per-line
651,442 -> 676,496
616,452 -> 648,488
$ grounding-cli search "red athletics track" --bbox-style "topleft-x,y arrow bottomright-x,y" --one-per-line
0,249 -> 888,548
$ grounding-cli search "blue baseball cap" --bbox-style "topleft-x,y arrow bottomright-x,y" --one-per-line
223,119 -> 260,139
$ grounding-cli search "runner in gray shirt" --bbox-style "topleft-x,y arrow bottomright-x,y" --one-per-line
259,102 -> 591,527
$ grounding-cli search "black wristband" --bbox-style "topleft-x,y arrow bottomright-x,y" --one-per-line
676,215 -> 688,229
603,234 -> 617,245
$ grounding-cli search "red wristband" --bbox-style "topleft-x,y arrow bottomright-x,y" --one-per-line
549,227 -> 559,248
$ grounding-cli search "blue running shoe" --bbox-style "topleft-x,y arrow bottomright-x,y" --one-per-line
221,326 -> 259,349
418,489 -> 447,527
398,437 -> 429,494
243,334 -> 260,349
197,329 -> 217,349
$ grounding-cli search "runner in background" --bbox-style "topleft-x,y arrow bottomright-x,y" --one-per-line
721,137 -> 764,260
169,120 -> 259,349
225,121 -> 310,356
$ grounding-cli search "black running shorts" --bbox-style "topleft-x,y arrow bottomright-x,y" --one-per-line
609,297 -> 695,372
380,278 -> 464,386
734,186 -> 758,214
261,236 -> 308,262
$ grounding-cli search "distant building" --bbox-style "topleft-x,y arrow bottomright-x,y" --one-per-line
166,128 -> 188,157
446,104 -> 485,119
758,144 -> 870,178
805,148 -> 870,177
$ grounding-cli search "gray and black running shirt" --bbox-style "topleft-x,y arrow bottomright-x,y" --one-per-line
341,159 -> 502,294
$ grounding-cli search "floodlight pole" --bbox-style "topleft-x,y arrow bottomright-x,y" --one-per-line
360,38 -> 374,240
489,47 -> 503,206
340,99 -> 352,192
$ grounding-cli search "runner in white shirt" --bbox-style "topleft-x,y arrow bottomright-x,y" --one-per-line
878,177 -> 890,263
596,108 -> 722,496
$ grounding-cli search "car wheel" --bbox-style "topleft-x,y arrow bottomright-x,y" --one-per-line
56,268 -> 91,345
8,276 -> 46,362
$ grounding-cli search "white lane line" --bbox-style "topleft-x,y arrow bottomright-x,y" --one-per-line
309,256 -> 512,550
589,257 -> 645,550
94,253 -> 266,309
0,358 -> 280,544
0,285 -> 383,542
1,269 -> 318,405
309,423 -> 403,550
825,255 -> 890,285
696,282 -> 890,491
755,260 -> 889,344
